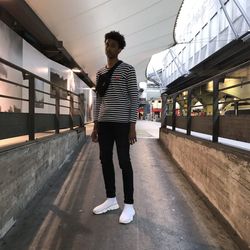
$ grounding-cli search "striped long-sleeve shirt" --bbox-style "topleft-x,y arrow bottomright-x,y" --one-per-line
94,62 -> 139,123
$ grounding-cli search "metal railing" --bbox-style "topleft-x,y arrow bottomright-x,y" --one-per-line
161,61 -> 250,145
0,57 -> 85,141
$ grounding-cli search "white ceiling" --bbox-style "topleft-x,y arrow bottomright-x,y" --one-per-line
25,0 -> 183,84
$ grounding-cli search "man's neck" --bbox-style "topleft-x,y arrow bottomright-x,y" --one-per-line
106,58 -> 119,69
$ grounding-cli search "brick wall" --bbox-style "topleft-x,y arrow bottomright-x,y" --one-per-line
160,128 -> 250,248
0,129 -> 85,238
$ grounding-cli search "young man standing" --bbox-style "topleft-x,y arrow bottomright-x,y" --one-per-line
91,31 -> 139,224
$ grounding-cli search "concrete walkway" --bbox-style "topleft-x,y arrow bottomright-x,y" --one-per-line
0,121 -> 239,250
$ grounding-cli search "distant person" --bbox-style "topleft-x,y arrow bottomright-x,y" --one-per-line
91,31 -> 139,224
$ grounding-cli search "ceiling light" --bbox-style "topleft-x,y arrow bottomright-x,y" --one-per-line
72,68 -> 81,73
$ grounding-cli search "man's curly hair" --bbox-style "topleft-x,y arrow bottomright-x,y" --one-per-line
105,31 -> 126,49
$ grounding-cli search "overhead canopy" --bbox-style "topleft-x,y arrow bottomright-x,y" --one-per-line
23,0 -> 183,83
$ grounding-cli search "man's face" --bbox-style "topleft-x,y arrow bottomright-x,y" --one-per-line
105,39 -> 122,59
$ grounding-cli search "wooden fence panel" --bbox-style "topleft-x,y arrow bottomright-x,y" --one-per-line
219,115 -> 250,143
166,116 -> 172,126
176,116 -> 187,129
191,116 -> 213,135
73,115 -> 81,126
0,113 -> 28,139
35,114 -> 55,132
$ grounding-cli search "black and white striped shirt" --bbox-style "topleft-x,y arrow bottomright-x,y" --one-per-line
94,62 -> 139,123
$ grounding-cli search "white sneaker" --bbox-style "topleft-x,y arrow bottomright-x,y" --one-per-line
119,204 -> 135,224
93,198 -> 119,214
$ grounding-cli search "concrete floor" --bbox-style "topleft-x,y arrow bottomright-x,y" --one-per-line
0,121 -> 239,250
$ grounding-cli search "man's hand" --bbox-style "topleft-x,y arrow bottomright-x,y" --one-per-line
129,123 -> 137,145
91,130 -> 98,142
91,121 -> 98,142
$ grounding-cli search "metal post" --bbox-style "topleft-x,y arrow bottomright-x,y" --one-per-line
172,95 -> 177,131
161,94 -> 168,128
55,87 -> 60,134
69,93 -> 74,130
212,79 -> 220,142
79,93 -> 85,127
28,76 -> 35,140
234,100 -> 239,116
187,89 -> 192,135
218,0 -> 239,38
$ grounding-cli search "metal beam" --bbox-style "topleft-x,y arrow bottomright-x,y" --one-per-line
187,89 -> 192,135
217,0 -> 239,38
69,93 -> 74,130
28,76 -> 35,140
151,64 -> 163,87
161,94 -> 168,128
169,48 -> 185,76
55,87 -> 60,134
172,95 -> 177,131
212,78 -> 220,142
232,0 -> 250,29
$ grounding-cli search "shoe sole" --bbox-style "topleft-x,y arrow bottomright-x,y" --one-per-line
119,213 -> 135,224
93,204 -> 119,215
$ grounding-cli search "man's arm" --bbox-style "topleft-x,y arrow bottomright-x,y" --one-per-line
92,73 -> 101,142
127,66 -> 139,144
129,122 -> 137,145
91,121 -> 98,142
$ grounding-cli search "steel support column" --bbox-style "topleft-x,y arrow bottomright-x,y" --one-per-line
187,89 -> 192,135
55,87 -> 60,134
212,79 -> 220,142
69,93 -> 74,130
28,76 -> 35,140
172,95 -> 177,131
79,93 -> 85,127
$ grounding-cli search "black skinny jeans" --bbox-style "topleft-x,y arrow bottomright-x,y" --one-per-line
98,122 -> 134,204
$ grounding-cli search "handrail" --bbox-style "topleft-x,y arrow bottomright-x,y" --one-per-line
162,62 -> 250,145
0,94 -> 29,102
0,77 -> 29,89
0,57 -> 79,97
0,57 -> 86,141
